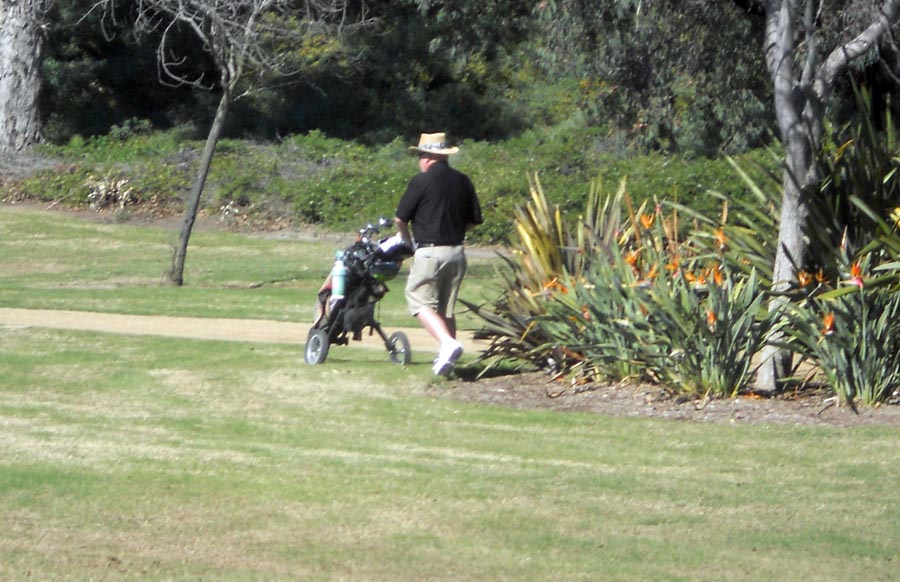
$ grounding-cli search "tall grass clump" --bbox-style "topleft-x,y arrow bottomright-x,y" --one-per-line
462,174 -> 597,368
544,198 -> 777,397
626,264 -> 776,397
783,279 -> 900,407
781,218 -> 900,407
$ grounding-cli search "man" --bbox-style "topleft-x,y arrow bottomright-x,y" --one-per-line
395,132 -> 483,376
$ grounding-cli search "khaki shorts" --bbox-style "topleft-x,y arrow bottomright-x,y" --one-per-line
405,245 -> 467,318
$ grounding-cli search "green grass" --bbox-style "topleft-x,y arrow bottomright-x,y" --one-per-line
2,327 -> 899,580
1,207 -> 899,580
0,206 -> 497,330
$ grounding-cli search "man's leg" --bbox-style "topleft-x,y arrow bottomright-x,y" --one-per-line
414,307 -> 462,376
406,247 -> 464,375
416,308 -> 455,344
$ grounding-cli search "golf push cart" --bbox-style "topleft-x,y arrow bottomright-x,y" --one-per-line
304,218 -> 415,366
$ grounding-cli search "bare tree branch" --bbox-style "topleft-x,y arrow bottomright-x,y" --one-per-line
96,0 -> 373,285
800,0 -> 816,89
816,0 -> 900,99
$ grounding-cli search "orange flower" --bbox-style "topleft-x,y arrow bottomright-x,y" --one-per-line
664,259 -> 681,281
625,249 -> 640,266
640,213 -> 655,229
707,309 -> 717,331
713,228 -> 727,250
847,262 -> 864,287
815,269 -> 827,284
645,263 -> 659,280
558,346 -> 585,361
797,270 -> 812,287
543,276 -> 568,294
703,266 -> 720,286
821,313 -> 835,336
713,266 -> 724,286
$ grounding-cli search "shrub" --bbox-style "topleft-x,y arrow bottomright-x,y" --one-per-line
677,154 -> 782,286
780,197 -> 900,408
631,266 -> 777,397
783,279 -> 900,407
108,118 -> 154,141
534,199 -> 777,396
12,124 -> 778,247
536,252 -> 652,384
465,171 -> 779,397
463,175 -> 631,372
773,92 -> 900,407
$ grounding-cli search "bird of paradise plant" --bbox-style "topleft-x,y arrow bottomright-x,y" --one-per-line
634,265 -> 779,397
466,170 -> 780,397
781,249 -> 900,406
462,174 -> 632,374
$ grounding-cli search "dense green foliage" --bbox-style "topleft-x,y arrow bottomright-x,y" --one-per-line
465,178 -> 782,398
40,0 -> 538,145
784,281 -> 900,406
37,0 -> 900,155
42,0 -> 203,142
773,92 -> 900,405
535,0 -> 771,156
12,125 -> 775,244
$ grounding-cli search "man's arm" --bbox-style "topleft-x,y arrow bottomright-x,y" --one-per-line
395,216 -> 413,246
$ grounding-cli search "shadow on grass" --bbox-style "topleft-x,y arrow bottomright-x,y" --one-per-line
451,360 -> 537,383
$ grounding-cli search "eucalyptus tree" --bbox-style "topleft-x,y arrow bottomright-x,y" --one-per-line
331,0 -> 534,141
0,0 -> 52,151
534,0 -> 771,156
750,0 -> 900,391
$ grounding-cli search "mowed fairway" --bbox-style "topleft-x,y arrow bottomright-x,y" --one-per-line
2,207 -> 900,580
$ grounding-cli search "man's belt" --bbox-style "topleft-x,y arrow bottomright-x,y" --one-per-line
417,242 -> 462,248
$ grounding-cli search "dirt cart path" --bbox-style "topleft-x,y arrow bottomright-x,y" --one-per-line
0,307 -> 485,354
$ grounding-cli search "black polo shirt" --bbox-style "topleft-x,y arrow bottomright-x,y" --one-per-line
395,162 -> 482,246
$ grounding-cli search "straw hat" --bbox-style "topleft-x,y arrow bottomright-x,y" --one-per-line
408,132 -> 459,156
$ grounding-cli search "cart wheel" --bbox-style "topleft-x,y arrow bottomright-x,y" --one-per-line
305,328 -> 330,365
387,331 -> 412,366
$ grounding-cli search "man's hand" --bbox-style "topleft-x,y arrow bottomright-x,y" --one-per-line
394,216 -> 413,247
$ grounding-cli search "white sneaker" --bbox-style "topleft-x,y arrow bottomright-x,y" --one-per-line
432,339 -> 464,376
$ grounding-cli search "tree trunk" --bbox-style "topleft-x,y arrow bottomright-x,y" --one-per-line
167,90 -> 231,286
756,134 -> 814,391
755,0 -> 900,393
0,0 -> 45,152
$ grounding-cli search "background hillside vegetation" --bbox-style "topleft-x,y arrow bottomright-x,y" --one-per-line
13,2 -> 893,243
